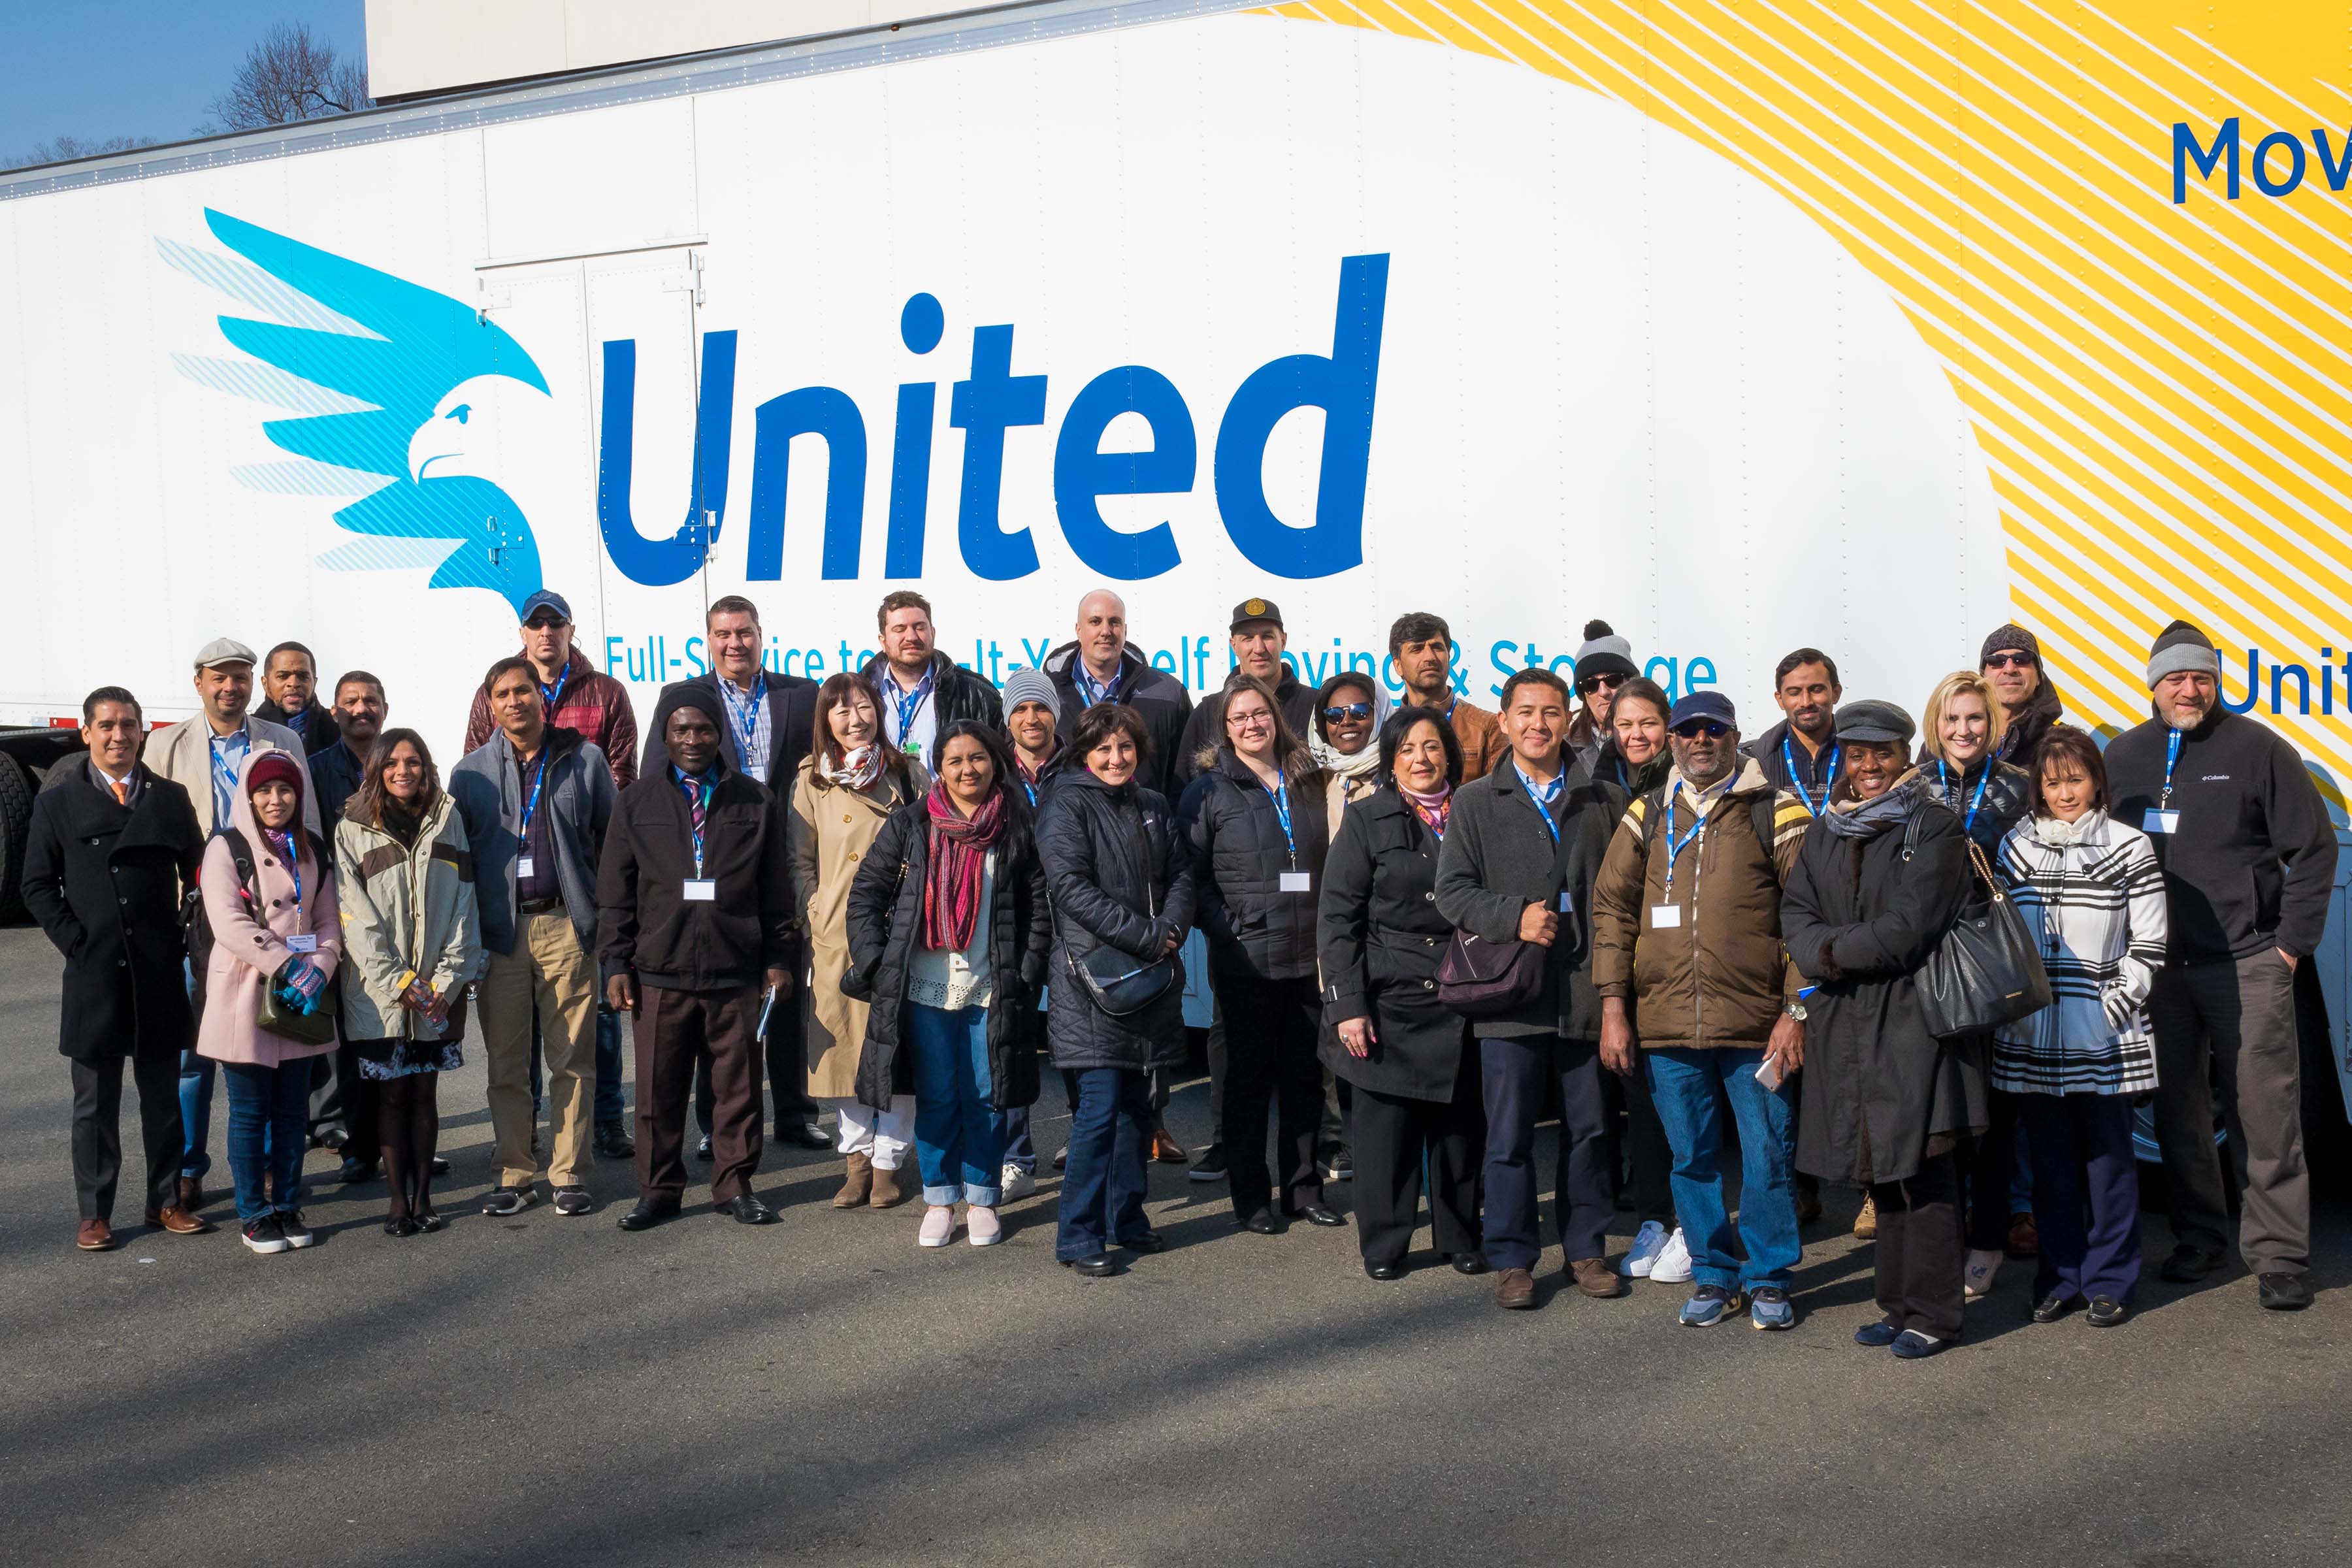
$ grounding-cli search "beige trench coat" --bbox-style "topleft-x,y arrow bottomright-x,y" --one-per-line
789,754 -> 927,1097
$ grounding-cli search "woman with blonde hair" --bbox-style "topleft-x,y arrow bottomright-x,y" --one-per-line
791,672 -> 929,1209
1919,668 -> 2039,1299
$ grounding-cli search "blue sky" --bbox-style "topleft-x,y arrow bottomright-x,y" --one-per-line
1,2 -> 367,160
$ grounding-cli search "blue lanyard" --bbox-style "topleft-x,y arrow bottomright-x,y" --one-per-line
1936,757 -> 1991,835
2161,728 -> 2181,808
517,748 -> 549,836
887,668 -> 934,743
1021,777 -> 1038,808
1264,770 -> 1298,864
1783,734 -> 1840,816
721,672 -> 766,747
275,830 -> 303,920
1075,662 -> 1116,707
1515,762 -> 1563,843
678,771 -> 710,877
210,730 -> 250,812
1661,791 -> 1705,897
539,664 -> 570,712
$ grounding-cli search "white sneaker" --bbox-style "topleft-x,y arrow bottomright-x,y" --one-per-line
1963,1247 -> 2004,1301
919,1205 -> 958,1248
1620,1219 -> 1670,1278
1648,1227 -> 1695,1284
1000,1164 -> 1037,1202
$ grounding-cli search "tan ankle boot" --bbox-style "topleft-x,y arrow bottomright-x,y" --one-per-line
868,1162 -> 907,1209
833,1152 -> 874,1209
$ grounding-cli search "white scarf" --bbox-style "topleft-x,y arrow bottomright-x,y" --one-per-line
1310,728 -> 1383,782
2029,807 -> 2104,848
820,743 -> 885,791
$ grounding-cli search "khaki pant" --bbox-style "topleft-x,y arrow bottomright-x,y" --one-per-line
481,906 -> 598,1188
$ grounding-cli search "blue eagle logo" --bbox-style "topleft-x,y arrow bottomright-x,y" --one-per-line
160,208 -> 549,615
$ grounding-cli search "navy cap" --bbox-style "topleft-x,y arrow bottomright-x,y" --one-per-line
519,589 -> 572,625
1832,698 -> 1915,747
1667,690 -> 1736,731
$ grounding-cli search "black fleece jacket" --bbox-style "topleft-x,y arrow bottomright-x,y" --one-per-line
2106,708 -> 2338,962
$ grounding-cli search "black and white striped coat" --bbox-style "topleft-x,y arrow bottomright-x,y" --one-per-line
1992,809 -> 2167,1094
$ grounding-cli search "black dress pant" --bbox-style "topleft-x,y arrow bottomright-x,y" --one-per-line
1350,1037 -> 1484,1267
1216,973 -> 1325,1222
641,985 -> 764,1203
71,1053 -> 184,1222
1961,1086 -> 2022,1250
1870,1148 -> 1966,1340
1480,1035 -> 1614,1271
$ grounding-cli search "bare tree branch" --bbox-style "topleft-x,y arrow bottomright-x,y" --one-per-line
205,21 -> 373,132
2,133 -> 161,172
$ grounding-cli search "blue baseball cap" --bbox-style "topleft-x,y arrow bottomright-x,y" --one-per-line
1667,691 -> 1737,731
519,590 -> 572,625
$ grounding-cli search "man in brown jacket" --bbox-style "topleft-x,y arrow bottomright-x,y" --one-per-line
1388,612 -> 1503,779
1593,691 -> 1811,1331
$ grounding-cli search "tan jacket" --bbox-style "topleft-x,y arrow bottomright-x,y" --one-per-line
788,754 -> 928,1098
1447,700 -> 1505,784
335,792 -> 483,1042
149,713 -> 317,836
1590,758 -> 1809,1051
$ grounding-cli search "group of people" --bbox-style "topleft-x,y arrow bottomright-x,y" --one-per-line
24,585 -> 2334,1352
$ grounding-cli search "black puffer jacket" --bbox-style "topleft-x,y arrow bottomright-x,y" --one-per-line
1916,752 -> 2032,855
841,797 -> 1050,1113
1316,789 -> 1469,1101
1179,751 -> 1330,984
1036,768 -> 1197,1071
1782,779 -> 1982,1186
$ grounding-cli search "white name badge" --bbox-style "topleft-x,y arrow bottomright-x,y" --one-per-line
285,933 -> 318,953
2143,810 -> 2180,835
1280,871 -> 1312,893
515,855 -> 536,878
1650,904 -> 1683,929
683,879 -> 717,902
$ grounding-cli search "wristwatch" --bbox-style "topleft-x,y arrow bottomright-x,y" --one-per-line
1782,1001 -> 1808,1022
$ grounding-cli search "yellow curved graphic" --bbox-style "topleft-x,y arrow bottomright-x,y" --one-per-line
1266,0 -> 2352,788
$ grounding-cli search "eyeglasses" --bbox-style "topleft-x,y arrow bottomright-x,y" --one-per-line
524,613 -> 568,629
1228,712 -> 1273,731
1982,652 -> 2034,670
1322,702 -> 1373,723
1576,672 -> 1627,696
1672,720 -> 1730,739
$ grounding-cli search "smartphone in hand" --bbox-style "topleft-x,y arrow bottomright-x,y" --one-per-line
1754,1056 -> 1786,1094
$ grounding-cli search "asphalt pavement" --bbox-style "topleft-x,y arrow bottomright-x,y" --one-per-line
0,923 -> 2345,1567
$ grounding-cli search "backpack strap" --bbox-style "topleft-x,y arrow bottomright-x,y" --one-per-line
220,826 -> 258,901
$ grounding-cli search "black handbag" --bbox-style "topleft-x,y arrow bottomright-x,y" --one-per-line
1064,820 -> 1179,1017
1904,813 -> 2051,1037
1436,928 -> 1546,1017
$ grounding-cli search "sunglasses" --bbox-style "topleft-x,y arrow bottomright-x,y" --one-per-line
524,613 -> 569,629
1672,720 -> 1730,739
1576,672 -> 1627,696
1982,652 -> 2034,670
1322,702 -> 1373,723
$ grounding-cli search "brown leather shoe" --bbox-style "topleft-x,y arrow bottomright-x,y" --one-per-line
1151,1127 -> 1190,1164
145,1207 -> 214,1235
76,1218 -> 114,1251
1793,1183 -> 1823,1227
176,1176 -> 204,1213
1495,1266 -> 1537,1309
1569,1256 -> 1625,1298
1853,1192 -> 1878,1240
868,1162 -> 907,1209
2005,1210 -> 2040,1259
832,1152 -> 874,1209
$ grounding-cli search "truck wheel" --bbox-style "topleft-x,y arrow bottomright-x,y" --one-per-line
0,753 -> 31,924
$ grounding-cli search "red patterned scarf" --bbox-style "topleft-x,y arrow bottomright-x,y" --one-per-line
923,782 -> 1006,951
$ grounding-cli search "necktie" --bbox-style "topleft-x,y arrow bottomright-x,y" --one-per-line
111,779 -> 129,806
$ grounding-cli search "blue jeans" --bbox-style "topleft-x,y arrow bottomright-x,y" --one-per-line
221,1060 -> 312,1222
178,1049 -> 216,1180
908,1003 -> 1002,1207
1644,1046 -> 1801,1291
1056,1068 -> 1152,1260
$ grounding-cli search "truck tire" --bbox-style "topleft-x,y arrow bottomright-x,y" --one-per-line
0,753 -> 31,924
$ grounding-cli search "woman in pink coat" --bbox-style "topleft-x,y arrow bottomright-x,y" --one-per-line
199,751 -> 343,1255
